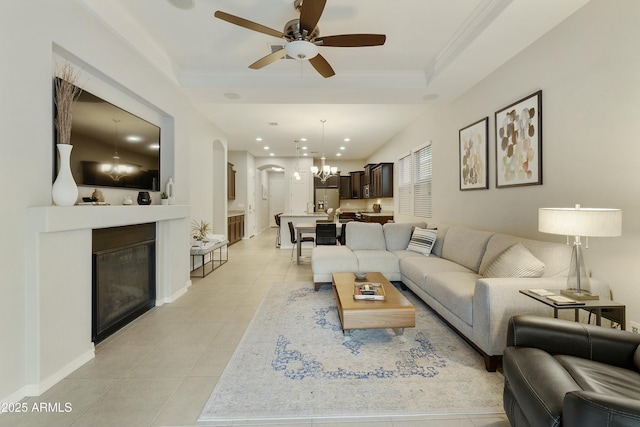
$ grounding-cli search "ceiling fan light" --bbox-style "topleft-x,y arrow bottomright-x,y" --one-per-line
285,40 -> 318,60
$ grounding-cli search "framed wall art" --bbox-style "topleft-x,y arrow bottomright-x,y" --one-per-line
459,117 -> 489,191
495,90 -> 542,188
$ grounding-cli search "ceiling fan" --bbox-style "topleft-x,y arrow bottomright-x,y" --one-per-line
214,0 -> 386,78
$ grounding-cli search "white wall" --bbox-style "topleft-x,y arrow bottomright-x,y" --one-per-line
0,0 -> 225,402
373,0 -> 640,327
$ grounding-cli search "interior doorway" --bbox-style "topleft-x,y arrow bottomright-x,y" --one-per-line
269,173 -> 285,227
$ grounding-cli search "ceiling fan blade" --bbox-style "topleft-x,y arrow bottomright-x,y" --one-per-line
316,34 -> 386,47
214,11 -> 285,39
299,0 -> 326,34
249,48 -> 288,70
308,54 -> 335,78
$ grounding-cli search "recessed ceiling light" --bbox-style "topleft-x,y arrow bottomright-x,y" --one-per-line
301,146 -> 308,150
268,122 -> 278,126
263,146 -> 269,150
336,153 -> 342,157
340,146 -> 345,150
256,137 -> 262,141
300,138 -> 307,142
344,138 -> 350,142
126,135 -> 143,142
269,153 -> 275,156
223,92 -> 241,100
302,153 -> 308,156
149,144 -> 160,150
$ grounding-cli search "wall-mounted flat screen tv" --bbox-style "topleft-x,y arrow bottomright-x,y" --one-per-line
54,81 -> 161,191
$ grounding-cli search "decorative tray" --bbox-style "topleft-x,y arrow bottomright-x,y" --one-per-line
354,282 -> 386,300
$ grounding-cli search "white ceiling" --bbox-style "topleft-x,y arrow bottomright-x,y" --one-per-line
80,0 -> 589,160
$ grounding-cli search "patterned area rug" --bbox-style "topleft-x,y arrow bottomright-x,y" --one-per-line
199,282 -> 504,424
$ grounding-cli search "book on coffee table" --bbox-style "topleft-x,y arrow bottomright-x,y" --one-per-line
354,282 -> 386,300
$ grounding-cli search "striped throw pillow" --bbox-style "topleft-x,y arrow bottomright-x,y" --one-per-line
406,228 -> 438,256
484,243 -> 545,278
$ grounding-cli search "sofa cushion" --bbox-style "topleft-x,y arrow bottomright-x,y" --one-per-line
441,226 -> 493,273
312,246 -> 358,274
382,221 -> 427,251
479,233 -> 571,277
406,227 -> 438,255
400,256 -> 473,293
345,222 -> 386,250
352,249 -> 399,274
483,243 -> 546,278
390,249 -> 425,261
425,272 -> 479,325
430,224 -> 449,258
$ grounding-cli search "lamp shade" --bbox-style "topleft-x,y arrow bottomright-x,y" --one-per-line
539,205 -> 622,237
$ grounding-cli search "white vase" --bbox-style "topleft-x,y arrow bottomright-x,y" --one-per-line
166,177 -> 175,205
52,144 -> 78,206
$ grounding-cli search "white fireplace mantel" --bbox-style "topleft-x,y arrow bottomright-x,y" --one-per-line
25,204 -> 191,398
28,204 -> 190,233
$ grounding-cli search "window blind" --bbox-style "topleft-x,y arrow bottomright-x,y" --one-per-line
413,144 -> 432,218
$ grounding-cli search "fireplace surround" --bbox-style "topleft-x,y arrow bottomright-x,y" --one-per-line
26,204 -> 190,396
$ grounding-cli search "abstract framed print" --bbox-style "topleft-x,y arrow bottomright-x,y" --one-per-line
495,90 -> 542,188
459,117 -> 489,190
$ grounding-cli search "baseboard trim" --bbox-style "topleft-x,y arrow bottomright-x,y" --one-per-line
21,347 -> 95,398
157,279 -> 191,306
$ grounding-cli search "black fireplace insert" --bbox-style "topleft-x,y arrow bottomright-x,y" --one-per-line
92,223 -> 156,343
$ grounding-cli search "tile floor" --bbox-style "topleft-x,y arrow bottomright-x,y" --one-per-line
0,227 -> 509,427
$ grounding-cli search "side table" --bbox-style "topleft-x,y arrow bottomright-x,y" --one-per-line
190,240 -> 229,277
519,289 -> 626,330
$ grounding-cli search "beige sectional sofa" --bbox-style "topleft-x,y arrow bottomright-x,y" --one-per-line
312,221 -> 610,371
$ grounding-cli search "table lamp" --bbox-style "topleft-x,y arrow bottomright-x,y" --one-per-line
538,204 -> 621,300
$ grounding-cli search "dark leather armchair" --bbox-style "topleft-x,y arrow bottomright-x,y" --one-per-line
503,315 -> 640,427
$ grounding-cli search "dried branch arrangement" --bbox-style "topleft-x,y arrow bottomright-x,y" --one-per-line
54,63 -> 82,144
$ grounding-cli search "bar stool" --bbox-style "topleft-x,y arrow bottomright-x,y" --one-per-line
274,213 -> 282,248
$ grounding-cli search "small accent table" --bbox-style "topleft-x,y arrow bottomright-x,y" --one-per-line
190,240 -> 229,277
519,289 -> 626,329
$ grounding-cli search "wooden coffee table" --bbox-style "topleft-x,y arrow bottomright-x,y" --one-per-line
332,272 -> 415,335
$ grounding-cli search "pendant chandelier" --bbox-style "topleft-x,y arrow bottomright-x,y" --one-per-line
310,119 -> 337,183
101,119 -> 132,181
293,140 -> 301,181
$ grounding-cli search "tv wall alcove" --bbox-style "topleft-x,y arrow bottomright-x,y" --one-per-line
25,205 -> 190,396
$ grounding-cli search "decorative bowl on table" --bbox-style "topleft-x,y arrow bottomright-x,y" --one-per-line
354,272 -> 367,280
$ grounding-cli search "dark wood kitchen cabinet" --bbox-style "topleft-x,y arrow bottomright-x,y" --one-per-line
350,171 -> 364,199
227,163 -> 236,200
339,175 -> 351,199
371,163 -> 393,198
227,214 -> 244,245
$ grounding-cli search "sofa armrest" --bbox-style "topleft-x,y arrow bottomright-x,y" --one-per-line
564,391 -> 640,427
507,315 -> 640,370
472,276 -> 569,357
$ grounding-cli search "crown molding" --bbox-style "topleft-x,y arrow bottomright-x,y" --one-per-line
424,0 -> 513,84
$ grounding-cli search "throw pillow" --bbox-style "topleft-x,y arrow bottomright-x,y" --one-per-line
406,227 -> 438,256
484,243 -> 546,278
